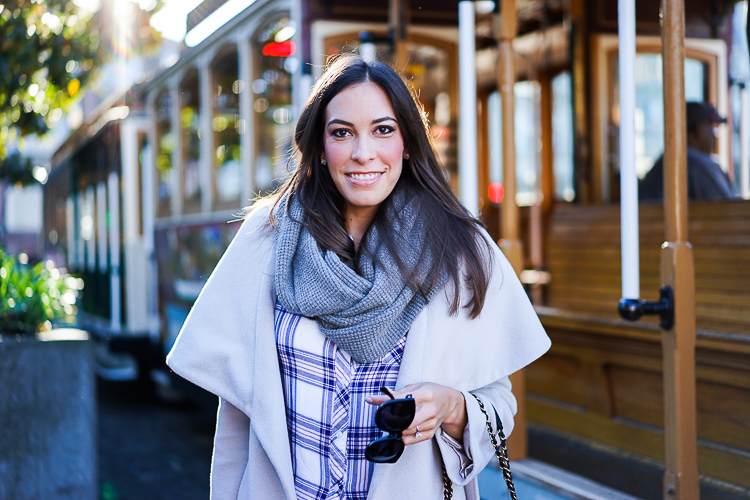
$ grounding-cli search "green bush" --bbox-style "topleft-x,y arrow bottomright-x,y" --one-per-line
0,249 -> 76,335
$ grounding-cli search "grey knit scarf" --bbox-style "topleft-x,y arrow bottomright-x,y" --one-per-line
274,193 -> 445,363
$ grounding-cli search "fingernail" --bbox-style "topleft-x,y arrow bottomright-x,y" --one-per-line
365,396 -> 373,403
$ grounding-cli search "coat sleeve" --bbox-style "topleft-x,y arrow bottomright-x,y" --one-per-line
435,377 -> 516,486
210,397 -> 250,499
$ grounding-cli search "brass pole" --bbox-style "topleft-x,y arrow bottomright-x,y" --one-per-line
660,0 -> 699,497
569,0 -> 591,203
535,74 -> 554,305
497,0 -> 526,460
662,3 -> 688,243
390,0 -> 409,72
540,73 -> 555,215
498,0 -> 521,271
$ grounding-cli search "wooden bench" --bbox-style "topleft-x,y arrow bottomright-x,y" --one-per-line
544,200 -> 750,334
525,200 -> 750,489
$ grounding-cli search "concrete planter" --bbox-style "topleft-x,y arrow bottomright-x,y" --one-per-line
0,329 -> 96,500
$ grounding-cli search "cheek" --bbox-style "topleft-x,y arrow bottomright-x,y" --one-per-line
324,141 -> 350,169
382,139 -> 405,165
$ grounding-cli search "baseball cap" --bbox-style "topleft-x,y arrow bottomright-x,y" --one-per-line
686,101 -> 727,130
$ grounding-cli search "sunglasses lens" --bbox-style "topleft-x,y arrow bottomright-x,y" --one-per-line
375,399 -> 415,432
365,437 -> 405,463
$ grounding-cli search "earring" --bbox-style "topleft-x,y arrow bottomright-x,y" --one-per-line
404,153 -> 410,160
320,158 -> 327,165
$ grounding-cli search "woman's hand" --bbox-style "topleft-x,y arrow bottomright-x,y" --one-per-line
365,383 -> 468,445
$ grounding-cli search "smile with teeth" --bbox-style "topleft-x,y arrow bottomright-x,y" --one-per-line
346,172 -> 384,185
348,172 -> 381,180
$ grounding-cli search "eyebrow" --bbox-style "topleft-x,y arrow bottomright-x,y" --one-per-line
326,116 -> 397,127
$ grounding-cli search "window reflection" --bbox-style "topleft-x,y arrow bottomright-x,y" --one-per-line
180,69 -> 201,213
488,92 -> 502,186
514,81 -> 542,206
552,72 -> 575,202
211,45 -> 242,209
155,221 -> 241,353
610,54 -> 707,180
155,89 -> 174,217
253,15 -> 294,194
488,81 -> 547,207
404,41 -> 455,185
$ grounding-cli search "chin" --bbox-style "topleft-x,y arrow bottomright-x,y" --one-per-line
350,198 -> 386,208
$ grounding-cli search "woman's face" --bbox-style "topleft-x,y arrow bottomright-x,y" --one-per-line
323,82 -> 404,220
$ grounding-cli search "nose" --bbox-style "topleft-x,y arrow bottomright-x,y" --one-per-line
351,136 -> 376,164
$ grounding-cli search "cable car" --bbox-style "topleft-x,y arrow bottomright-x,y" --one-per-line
44,0 -> 750,496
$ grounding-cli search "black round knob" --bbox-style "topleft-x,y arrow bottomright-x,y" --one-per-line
618,298 -> 643,321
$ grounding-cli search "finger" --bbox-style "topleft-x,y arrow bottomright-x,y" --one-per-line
365,395 -> 391,405
367,384 -> 429,406
406,414 -> 441,436
388,383 -> 429,401
406,402 -> 439,430
402,420 -> 438,445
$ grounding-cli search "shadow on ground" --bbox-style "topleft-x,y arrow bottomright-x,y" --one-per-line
97,379 -> 216,500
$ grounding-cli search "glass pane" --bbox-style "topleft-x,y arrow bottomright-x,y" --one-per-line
515,81 -> 542,206
403,41 -> 455,187
155,221 -> 241,353
488,92 -> 502,185
552,71 -> 575,202
730,0 -> 750,195
487,85 -> 543,206
610,54 -> 707,179
253,15 -> 294,194
211,46 -> 242,209
684,59 -> 705,102
180,70 -> 202,213
155,89 -> 174,217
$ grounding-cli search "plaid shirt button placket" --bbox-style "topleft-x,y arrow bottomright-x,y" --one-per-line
276,301 -> 406,500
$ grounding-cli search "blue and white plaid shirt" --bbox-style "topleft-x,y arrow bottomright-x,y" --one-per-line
275,300 -> 406,500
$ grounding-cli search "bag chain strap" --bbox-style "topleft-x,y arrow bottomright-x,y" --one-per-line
442,394 -> 518,500
442,463 -> 453,500
470,393 -> 518,500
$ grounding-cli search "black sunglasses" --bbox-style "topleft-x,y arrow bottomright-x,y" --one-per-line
365,387 -> 415,463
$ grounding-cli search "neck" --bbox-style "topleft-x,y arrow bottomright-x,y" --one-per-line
344,205 -> 378,248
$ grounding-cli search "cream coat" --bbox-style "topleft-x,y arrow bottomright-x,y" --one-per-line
167,202 -> 551,499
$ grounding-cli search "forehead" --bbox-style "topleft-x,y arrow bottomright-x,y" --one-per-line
325,82 -> 395,121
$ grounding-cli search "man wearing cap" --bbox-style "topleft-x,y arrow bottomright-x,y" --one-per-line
640,101 -> 737,200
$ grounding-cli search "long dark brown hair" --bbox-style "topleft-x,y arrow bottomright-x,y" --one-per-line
270,54 -> 492,318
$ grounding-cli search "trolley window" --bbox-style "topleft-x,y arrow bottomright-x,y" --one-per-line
252,14 -> 294,195
180,69 -> 202,214
592,35 -> 727,202
211,44 -> 242,210
155,89 -> 174,218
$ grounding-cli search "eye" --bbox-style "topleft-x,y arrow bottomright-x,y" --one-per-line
331,128 -> 351,138
375,125 -> 395,135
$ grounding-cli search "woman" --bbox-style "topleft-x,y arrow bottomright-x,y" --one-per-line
167,54 -> 550,500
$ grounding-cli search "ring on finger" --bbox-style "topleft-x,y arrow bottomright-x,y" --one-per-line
415,425 -> 422,438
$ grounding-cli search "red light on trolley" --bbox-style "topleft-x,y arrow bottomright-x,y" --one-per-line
488,182 -> 505,204
262,40 -> 296,57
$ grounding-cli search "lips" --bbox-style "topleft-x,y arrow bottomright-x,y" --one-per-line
346,171 -> 384,186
